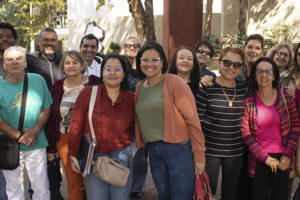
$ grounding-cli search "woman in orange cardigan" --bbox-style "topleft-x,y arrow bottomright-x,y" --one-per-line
134,42 -> 206,200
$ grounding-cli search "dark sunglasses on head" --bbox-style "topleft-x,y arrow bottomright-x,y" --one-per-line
124,44 -> 140,49
197,49 -> 211,56
222,59 -> 243,69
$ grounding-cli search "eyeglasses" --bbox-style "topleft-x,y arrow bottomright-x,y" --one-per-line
222,59 -> 243,69
256,69 -> 273,76
197,49 -> 211,56
0,34 -> 14,40
275,51 -> 289,58
140,57 -> 161,64
103,66 -> 123,73
124,44 -> 140,49
296,52 -> 300,56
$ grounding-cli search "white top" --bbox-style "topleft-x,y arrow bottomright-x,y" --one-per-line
59,79 -> 88,133
84,58 -> 102,77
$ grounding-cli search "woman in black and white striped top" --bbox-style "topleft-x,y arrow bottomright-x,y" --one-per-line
197,47 -> 248,200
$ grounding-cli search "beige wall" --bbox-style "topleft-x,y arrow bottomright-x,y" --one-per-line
68,15 -> 163,53
205,0 -> 300,42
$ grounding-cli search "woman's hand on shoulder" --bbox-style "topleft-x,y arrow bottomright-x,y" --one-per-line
286,88 -> 295,97
195,162 -> 205,178
199,75 -> 213,88
296,79 -> 300,91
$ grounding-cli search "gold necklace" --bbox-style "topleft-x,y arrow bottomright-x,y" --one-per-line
221,86 -> 236,107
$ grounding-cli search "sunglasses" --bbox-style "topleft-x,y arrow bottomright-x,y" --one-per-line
256,69 -> 273,76
197,49 -> 211,56
222,59 -> 243,69
124,44 -> 140,49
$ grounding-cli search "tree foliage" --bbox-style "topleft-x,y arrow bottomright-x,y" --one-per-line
0,0 -> 66,50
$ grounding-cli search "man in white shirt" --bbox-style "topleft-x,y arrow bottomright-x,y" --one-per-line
79,34 -> 102,77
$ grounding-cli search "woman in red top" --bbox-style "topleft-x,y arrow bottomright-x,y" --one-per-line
68,53 -> 135,200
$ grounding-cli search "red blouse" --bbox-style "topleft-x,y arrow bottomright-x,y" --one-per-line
68,84 -> 135,156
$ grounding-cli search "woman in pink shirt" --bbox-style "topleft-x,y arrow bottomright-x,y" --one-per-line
241,57 -> 300,200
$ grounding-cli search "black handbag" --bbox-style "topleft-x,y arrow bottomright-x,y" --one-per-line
0,74 -> 28,170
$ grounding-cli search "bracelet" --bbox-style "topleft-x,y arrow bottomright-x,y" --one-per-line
17,131 -> 24,140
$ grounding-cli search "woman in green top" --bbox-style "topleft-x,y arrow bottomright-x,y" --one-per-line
134,42 -> 206,200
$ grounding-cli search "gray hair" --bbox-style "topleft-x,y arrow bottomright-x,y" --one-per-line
3,46 -> 26,60
59,50 -> 88,75
39,27 -> 57,40
266,42 -> 294,68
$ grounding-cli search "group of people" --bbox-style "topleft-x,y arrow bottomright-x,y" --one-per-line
0,21 -> 300,200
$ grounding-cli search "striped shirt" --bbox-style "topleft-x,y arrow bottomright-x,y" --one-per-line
196,80 -> 248,157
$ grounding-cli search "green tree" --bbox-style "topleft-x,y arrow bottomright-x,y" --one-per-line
0,0 -> 66,50
97,0 -> 156,43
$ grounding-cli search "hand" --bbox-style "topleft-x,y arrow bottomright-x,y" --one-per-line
199,75 -> 213,88
70,156 -> 81,174
31,51 -> 39,57
18,128 -> 39,146
286,88 -> 295,97
195,162 -> 205,178
278,156 -> 290,171
265,156 -> 280,173
296,79 -> 300,90
47,152 -> 59,161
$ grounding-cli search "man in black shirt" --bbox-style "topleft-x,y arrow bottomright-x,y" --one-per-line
26,27 -> 63,90
0,23 -> 17,76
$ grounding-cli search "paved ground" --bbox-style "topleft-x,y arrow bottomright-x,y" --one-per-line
24,163 -> 299,200
24,162 -> 158,200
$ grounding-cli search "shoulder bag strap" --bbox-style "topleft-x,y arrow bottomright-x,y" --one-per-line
18,73 -> 28,134
88,86 -> 98,145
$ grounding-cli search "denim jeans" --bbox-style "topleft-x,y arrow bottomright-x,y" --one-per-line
47,158 -> 62,194
131,142 -> 148,194
147,141 -> 195,200
86,144 -> 133,200
205,155 -> 243,200
0,170 -> 7,200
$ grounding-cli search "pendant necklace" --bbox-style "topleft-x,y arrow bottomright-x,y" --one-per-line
221,86 -> 236,107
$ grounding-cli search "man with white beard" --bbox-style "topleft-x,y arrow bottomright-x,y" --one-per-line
26,27 -> 63,90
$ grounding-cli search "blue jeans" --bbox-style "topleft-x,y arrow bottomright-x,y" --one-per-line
86,144 -> 133,200
131,142 -> 148,194
0,170 -> 7,200
147,141 -> 195,200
